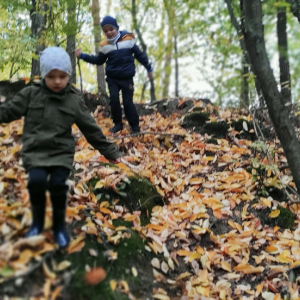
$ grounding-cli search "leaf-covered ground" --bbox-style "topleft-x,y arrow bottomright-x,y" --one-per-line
1,99 -> 300,300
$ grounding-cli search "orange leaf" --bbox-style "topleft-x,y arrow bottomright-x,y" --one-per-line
177,249 -> 193,256
266,246 -> 278,253
68,241 -> 85,254
51,286 -> 63,300
100,207 -> 111,214
213,209 -> 222,219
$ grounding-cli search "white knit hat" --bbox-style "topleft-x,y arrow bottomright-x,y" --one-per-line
40,47 -> 72,77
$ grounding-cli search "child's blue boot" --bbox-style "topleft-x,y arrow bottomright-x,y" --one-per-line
53,208 -> 70,248
109,123 -> 123,133
25,203 -> 45,237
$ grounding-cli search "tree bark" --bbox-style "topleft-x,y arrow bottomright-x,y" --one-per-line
174,34 -> 179,98
131,0 -> 156,101
241,0 -> 300,193
162,0 -> 174,98
277,3 -> 292,106
240,56 -> 249,107
30,0 -> 47,78
91,0 -> 106,94
66,0 -> 77,84
225,0 -> 264,106
286,0 -> 300,23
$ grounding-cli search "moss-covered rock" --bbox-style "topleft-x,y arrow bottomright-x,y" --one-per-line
92,176 -> 164,226
201,121 -> 229,138
276,206 -> 295,229
205,138 -> 218,145
181,112 -> 210,128
67,225 -> 155,300
231,119 -> 256,141
249,201 -> 295,229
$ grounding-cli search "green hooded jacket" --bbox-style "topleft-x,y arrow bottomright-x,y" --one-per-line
0,80 -> 121,171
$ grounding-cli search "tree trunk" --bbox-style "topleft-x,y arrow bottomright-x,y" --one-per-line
286,0 -> 300,23
131,0 -> 156,101
225,0 -> 264,106
66,0 -> 77,84
277,3 -> 292,106
241,0 -> 300,193
91,0 -> 106,94
174,34 -> 179,98
30,0 -> 47,78
155,9 -> 165,97
162,0 -> 174,98
240,56 -> 249,107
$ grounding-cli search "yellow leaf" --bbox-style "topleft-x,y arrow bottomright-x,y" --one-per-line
42,262 -> 56,279
95,180 -> 104,189
153,295 -> 170,300
277,250 -> 293,264
110,279 -> 117,291
269,209 -> 280,218
221,261 -> 232,272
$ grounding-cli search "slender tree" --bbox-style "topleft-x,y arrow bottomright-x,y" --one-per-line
286,0 -> 300,22
277,1 -> 292,106
240,0 -> 300,193
66,0 -> 77,84
30,0 -> 47,78
174,33 -> 179,97
225,0 -> 264,106
162,0 -> 175,98
91,0 -> 106,94
131,0 -> 156,101
240,56 -> 249,107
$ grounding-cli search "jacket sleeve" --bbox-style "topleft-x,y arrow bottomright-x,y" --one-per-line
132,44 -> 153,72
74,98 -> 121,160
0,87 -> 31,124
79,52 -> 107,65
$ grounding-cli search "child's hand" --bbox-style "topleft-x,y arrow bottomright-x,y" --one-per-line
75,48 -> 82,58
109,157 -> 121,164
148,71 -> 153,79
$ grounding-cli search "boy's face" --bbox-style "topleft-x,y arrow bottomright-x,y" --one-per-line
45,69 -> 69,92
103,25 -> 118,39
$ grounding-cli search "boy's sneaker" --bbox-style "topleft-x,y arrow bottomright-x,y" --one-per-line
131,126 -> 140,134
109,123 -> 123,133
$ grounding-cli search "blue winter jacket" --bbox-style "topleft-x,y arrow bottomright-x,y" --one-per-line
80,31 -> 152,79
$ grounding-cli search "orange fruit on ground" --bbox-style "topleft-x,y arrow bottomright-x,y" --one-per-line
84,267 -> 106,285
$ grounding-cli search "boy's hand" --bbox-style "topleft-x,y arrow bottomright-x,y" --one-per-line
75,48 -> 82,58
148,71 -> 153,79
109,157 -> 121,164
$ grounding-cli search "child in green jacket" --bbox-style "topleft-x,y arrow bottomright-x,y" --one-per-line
0,47 -> 121,248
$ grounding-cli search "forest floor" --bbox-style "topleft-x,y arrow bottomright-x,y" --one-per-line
1,95 -> 300,300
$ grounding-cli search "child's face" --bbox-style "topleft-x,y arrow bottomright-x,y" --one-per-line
103,25 -> 118,39
45,69 -> 69,92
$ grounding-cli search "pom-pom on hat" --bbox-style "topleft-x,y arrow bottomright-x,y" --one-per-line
100,15 -> 119,30
40,47 -> 72,78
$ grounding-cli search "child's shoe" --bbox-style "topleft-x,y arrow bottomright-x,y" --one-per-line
131,125 -> 140,134
109,123 -> 123,133
53,209 -> 70,248
25,204 -> 45,237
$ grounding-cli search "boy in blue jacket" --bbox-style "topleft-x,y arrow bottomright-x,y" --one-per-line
75,15 -> 153,134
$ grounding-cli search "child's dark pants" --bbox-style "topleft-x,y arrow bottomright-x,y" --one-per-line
26,166 -> 70,247
106,77 -> 139,129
